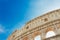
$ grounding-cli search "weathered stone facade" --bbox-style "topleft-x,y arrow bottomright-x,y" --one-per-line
7,9 -> 60,40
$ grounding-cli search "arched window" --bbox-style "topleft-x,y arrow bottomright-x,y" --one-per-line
46,31 -> 56,38
34,35 -> 41,40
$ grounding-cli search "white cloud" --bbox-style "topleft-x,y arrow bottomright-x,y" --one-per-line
0,24 -> 5,33
0,28 -> 4,33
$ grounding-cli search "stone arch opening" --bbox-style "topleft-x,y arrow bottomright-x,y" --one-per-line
32,31 -> 41,40
34,35 -> 41,40
46,31 -> 56,38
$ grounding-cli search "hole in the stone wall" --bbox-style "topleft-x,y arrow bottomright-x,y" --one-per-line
26,26 -> 29,29
46,31 -> 56,38
44,18 -> 48,22
34,35 -> 41,40
13,35 -> 15,38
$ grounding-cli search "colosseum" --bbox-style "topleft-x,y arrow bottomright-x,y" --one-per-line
8,9 -> 60,40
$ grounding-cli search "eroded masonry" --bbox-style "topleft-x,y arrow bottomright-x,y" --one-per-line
8,9 -> 60,40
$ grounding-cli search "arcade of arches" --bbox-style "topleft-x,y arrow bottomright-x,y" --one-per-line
8,9 -> 60,40
34,31 -> 56,40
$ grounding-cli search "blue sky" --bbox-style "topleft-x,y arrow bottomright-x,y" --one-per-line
0,0 -> 60,40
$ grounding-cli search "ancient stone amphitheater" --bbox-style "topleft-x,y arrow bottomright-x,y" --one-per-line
8,9 -> 60,40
